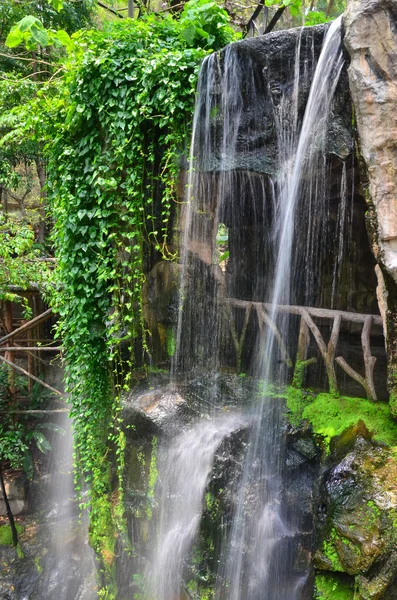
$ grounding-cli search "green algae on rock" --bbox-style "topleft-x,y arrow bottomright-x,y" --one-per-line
302,394 -> 397,450
315,573 -> 354,599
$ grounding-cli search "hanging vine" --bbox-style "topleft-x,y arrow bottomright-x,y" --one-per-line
47,6 -> 236,595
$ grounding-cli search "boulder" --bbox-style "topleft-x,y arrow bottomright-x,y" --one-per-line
123,387 -> 191,435
315,436 -> 397,598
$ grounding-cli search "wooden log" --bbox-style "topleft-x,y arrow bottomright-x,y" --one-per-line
0,409 -> 68,414
0,308 -> 52,345
4,301 -> 16,405
292,316 -> 317,387
0,466 -> 18,548
296,316 -> 310,363
0,347 -> 62,352
335,357 -> 371,399
0,355 -> 65,398
362,315 -> 377,402
225,303 -> 252,373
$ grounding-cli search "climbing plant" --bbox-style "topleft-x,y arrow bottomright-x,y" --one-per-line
47,8 -> 236,594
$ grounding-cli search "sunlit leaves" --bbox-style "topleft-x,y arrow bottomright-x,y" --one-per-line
5,15 -> 73,50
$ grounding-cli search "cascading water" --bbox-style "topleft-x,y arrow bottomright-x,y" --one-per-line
218,18 -> 344,600
147,18 -> 346,600
146,413 -> 247,600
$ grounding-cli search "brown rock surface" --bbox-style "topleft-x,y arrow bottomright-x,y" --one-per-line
344,0 -> 397,281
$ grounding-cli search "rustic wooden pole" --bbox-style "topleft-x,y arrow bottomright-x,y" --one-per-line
223,298 -> 382,326
362,315 -> 378,401
0,308 -> 52,346
292,316 -> 317,388
256,305 -> 293,367
27,298 -> 33,394
226,303 -> 252,373
0,355 -> 65,398
222,298 -> 381,399
335,316 -> 378,402
300,308 -> 340,395
4,301 -> 17,405
0,347 -> 62,352
0,466 -> 18,547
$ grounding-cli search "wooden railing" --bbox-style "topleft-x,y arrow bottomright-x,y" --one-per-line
222,298 -> 383,402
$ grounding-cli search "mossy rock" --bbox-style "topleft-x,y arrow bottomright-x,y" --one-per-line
0,524 -> 24,546
302,394 -> 397,452
315,436 -> 397,597
315,573 -> 354,599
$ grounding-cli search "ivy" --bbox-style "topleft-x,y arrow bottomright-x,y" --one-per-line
47,8 -> 236,594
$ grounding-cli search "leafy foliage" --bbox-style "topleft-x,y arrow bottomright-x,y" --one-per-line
6,16 -> 71,51
0,213 -> 52,311
47,9 -> 235,591
264,0 -> 345,25
0,366 -> 63,477
180,0 -> 237,50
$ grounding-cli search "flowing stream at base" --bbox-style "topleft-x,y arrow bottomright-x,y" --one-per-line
146,18 -> 344,600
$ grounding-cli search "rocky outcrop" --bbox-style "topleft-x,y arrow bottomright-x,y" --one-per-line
199,24 -> 352,176
344,0 -> 397,415
344,0 -> 397,284
314,432 -> 397,599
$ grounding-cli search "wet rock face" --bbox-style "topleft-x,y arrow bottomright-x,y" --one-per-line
0,517 -> 97,600
199,25 -> 352,176
123,387 -> 192,435
315,435 -> 397,599
344,0 -> 397,283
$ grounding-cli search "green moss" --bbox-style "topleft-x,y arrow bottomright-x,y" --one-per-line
285,386 -> 313,426
146,436 -> 158,519
323,530 -> 344,571
89,483 -> 118,598
0,524 -> 24,546
34,557 -> 42,574
315,573 -> 354,599
302,393 -> 397,451
166,327 -> 176,358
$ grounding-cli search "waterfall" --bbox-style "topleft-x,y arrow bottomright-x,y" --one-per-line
145,413 -> 247,600
148,17 -> 345,600
218,17 -> 344,600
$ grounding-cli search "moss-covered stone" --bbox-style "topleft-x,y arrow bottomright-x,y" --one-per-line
302,393 -> 397,451
314,573 -> 354,599
0,523 -> 24,546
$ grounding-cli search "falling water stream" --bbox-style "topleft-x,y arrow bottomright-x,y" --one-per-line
147,18 -> 344,600
218,18 -> 344,600
146,413 -> 247,600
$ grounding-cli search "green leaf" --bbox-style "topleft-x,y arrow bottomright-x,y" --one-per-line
23,451 -> 34,480
5,27 -> 24,48
17,15 -> 38,32
32,431 -> 52,453
48,0 -> 64,11
29,23 -> 50,47
37,423 -> 66,436
55,30 -> 71,47
218,250 -> 230,262
181,24 -> 196,45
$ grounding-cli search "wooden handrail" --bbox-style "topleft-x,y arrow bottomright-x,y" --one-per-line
222,298 -> 383,326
